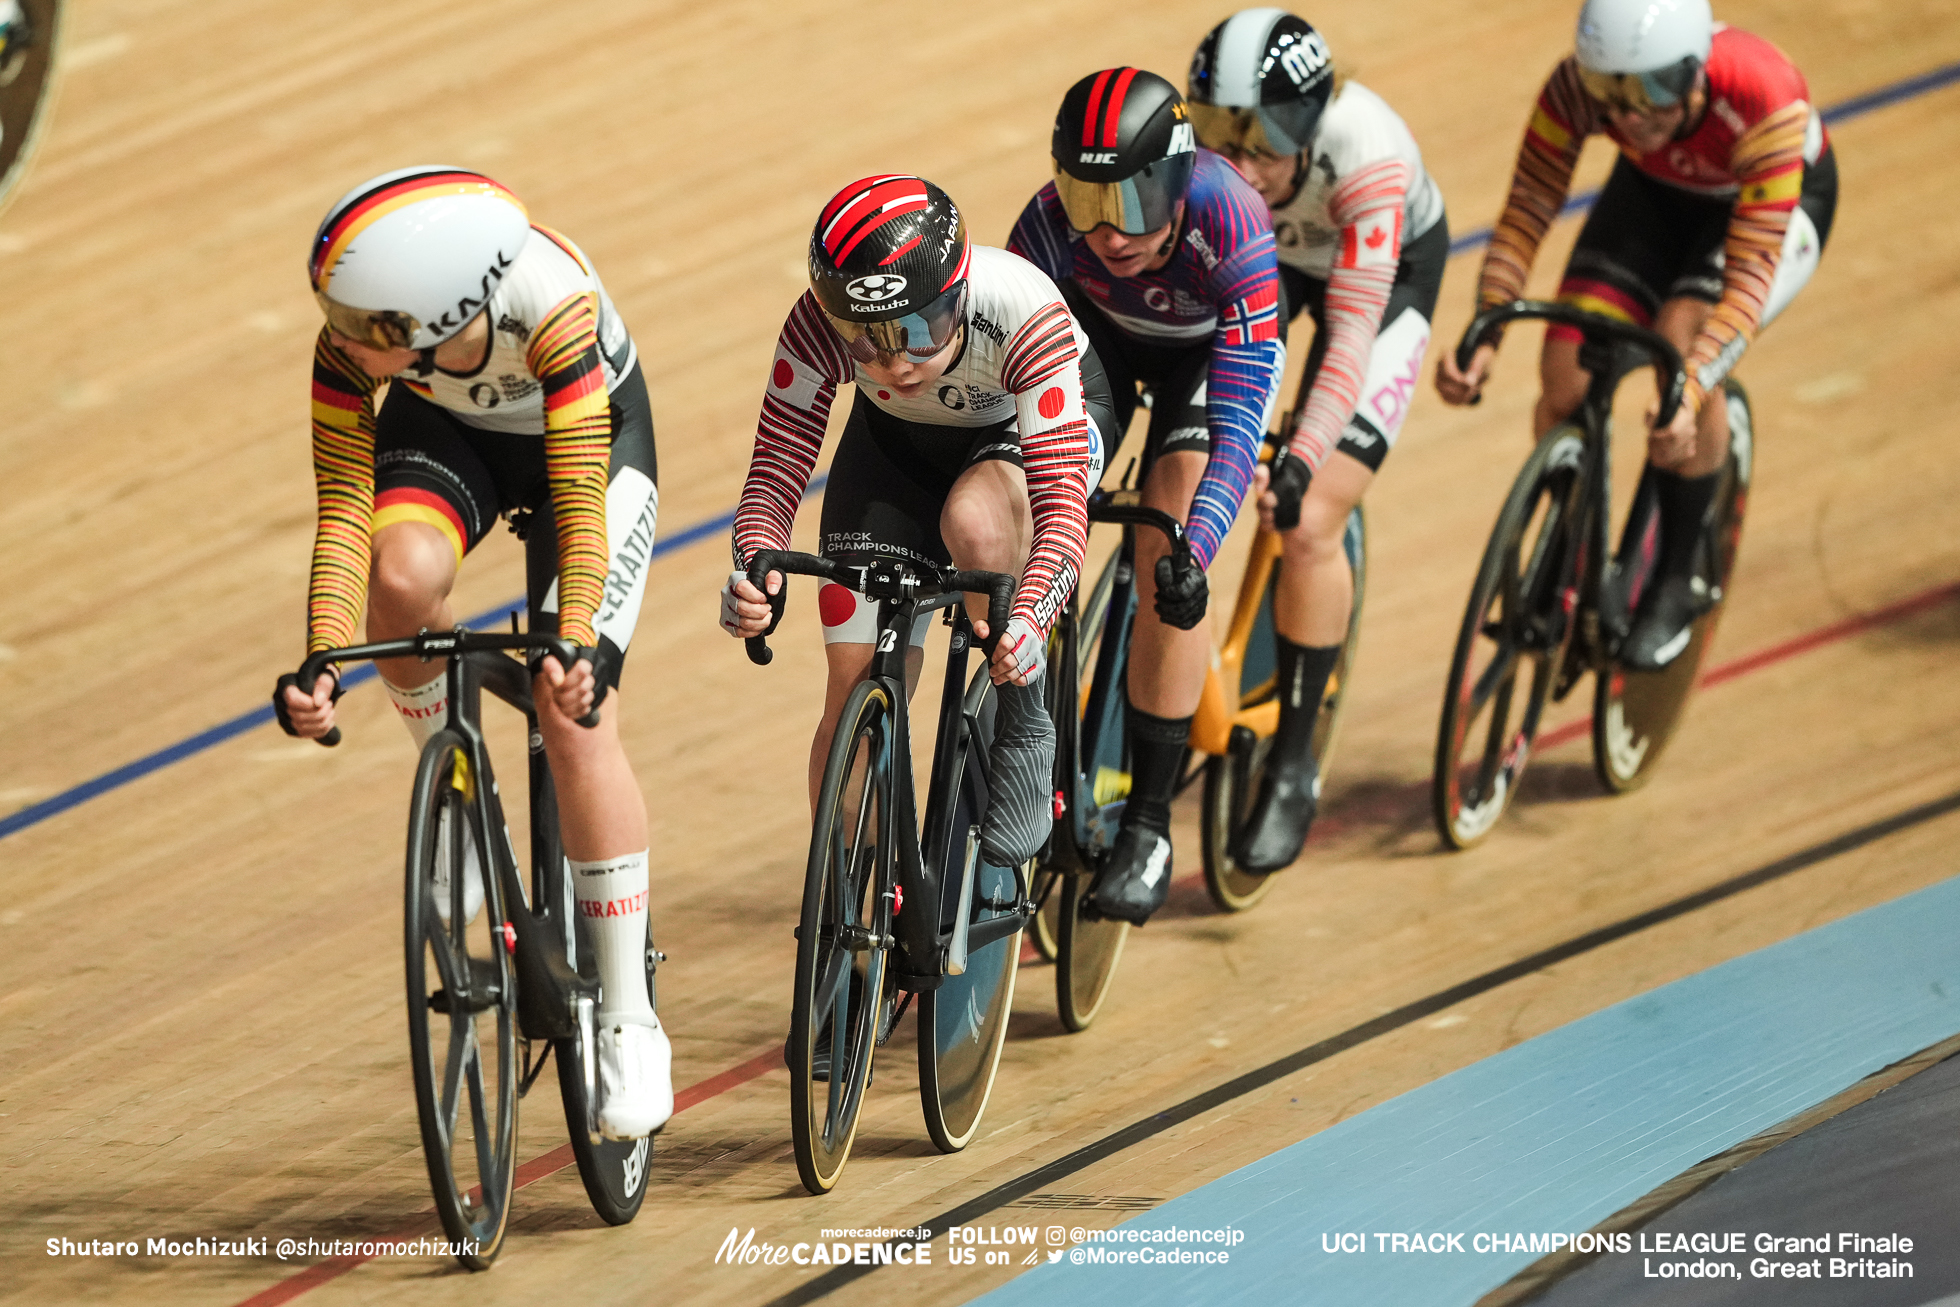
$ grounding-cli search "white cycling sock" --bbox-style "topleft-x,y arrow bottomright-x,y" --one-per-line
382,675 -> 447,749
572,851 -> 658,1024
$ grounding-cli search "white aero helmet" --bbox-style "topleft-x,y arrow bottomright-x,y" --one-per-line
1574,0 -> 1712,112
309,166 -> 531,351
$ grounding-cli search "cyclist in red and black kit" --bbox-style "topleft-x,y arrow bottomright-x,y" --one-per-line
722,174 -> 1114,870
1437,0 -> 1836,668
1010,68 -> 1287,925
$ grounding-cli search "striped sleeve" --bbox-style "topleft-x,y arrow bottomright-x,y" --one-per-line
1005,185 -> 1075,283
1478,60 -> 1599,312
1001,302 -> 1091,636
1290,158 -> 1411,470
306,330 -> 385,653
525,293 -> 613,649
1682,101 -> 1808,410
732,293 -> 854,567
1194,210 -> 1285,570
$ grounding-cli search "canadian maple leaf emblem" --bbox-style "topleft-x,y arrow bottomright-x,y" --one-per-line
1364,225 -> 1387,249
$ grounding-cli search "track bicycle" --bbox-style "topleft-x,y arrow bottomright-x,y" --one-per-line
1024,489 -> 1194,1031
1433,299 -> 1751,849
1189,429 -> 1368,911
0,0 -> 60,215
742,552 -> 1034,1194
291,626 -> 659,1267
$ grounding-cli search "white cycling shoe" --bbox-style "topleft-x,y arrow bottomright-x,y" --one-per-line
431,809 -> 486,927
595,1017 -> 673,1141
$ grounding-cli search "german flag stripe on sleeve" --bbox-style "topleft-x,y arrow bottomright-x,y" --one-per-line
306,330 -> 385,652
527,293 -> 613,649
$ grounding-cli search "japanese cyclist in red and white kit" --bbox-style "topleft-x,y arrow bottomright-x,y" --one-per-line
1187,9 -> 1450,872
275,168 -> 671,1141
1437,0 -> 1835,668
1009,69 -> 1287,925
721,175 -> 1113,891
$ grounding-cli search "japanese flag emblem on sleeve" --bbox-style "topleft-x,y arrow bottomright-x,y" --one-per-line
769,343 -> 825,411
1339,209 -> 1404,270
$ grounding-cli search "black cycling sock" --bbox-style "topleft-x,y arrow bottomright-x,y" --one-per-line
1652,469 -> 1722,581
1271,639 -> 1341,768
1123,703 -> 1192,835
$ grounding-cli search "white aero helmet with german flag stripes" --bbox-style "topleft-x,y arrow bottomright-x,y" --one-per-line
309,166 -> 532,351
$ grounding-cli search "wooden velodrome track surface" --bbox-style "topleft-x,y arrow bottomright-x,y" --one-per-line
1,0 -> 1957,1303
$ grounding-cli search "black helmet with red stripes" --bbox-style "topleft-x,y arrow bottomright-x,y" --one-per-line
1050,68 -> 1197,234
808,174 -> 971,363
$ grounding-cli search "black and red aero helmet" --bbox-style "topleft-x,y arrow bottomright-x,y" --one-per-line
1050,68 -> 1197,234
1188,9 -> 1335,159
809,174 -> 971,363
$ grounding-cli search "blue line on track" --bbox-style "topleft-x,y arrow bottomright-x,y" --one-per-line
7,58 -> 1958,846
980,872 -> 1960,1306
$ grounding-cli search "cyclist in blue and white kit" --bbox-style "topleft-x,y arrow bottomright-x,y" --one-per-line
1010,67 -> 1286,925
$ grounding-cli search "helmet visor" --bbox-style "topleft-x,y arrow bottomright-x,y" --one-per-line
1052,153 -> 1195,235
1578,59 -> 1698,115
823,280 -> 967,364
1187,102 -> 1315,158
316,293 -> 421,351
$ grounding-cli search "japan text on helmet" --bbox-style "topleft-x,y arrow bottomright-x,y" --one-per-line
309,166 -> 532,351
1050,68 -> 1197,235
808,174 -> 971,364
1188,8 -> 1335,159
1573,0 -> 1712,113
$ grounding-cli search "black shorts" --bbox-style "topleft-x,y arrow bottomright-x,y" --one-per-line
1277,213 -> 1450,472
1062,280 -> 1215,476
1557,145 -> 1838,331
371,363 -> 659,686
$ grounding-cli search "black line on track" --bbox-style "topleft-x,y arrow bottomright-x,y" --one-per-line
765,787 -> 1960,1305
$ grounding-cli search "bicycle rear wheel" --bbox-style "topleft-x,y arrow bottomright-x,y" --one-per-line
1434,429 -> 1587,849
404,737 -> 516,1269
1593,379 -> 1752,791
919,672 -> 1023,1152
1202,505 -> 1368,909
553,917 -> 656,1223
790,680 -> 894,1194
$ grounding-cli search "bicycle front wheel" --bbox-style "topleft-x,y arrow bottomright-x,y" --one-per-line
790,680 -> 894,1194
404,737 -> 517,1269
919,671 -> 1023,1153
1202,505 -> 1368,909
1434,430 -> 1586,849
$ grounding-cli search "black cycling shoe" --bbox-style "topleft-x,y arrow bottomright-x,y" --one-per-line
1232,756 -> 1320,873
1620,573 -> 1716,671
1087,823 -> 1174,926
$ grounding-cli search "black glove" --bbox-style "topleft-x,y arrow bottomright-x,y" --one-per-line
1153,549 -> 1209,631
1268,445 -> 1312,532
273,666 -> 342,737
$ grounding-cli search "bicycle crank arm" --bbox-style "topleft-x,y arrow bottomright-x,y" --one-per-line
578,994 -> 600,1145
947,828 -> 980,976
963,907 -> 1035,953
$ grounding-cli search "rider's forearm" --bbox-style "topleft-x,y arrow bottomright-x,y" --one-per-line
1190,335 -> 1286,568
306,333 -> 382,653
530,296 -> 615,649
1479,62 -> 1593,312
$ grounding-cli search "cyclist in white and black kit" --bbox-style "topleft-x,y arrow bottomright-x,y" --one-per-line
723,174 -> 1113,869
1187,10 -> 1449,871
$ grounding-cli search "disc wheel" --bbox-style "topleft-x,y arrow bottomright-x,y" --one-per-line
554,913 -> 657,1224
405,737 -> 516,1269
1202,505 -> 1368,907
790,680 -> 893,1195
0,0 -> 62,217
1056,874 -> 1128,1032
919,673 -> 1024,1153
1433,429 -> 1587,849
1592,379 -> 1752,792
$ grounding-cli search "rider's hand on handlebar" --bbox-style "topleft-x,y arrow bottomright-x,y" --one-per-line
1646,392 -> 1700,467
538,652 -> 599,722
1263,445 -> 1312,531
972,615 -> 1046,687
1153,550 -> 1209,630
721,569 -> 784,638
275,672 -> 339,740
1435,341 -> 1496,407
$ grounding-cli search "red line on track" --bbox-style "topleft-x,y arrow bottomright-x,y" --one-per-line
232,1049 -> 780,1307
236,580 -> 1956,1307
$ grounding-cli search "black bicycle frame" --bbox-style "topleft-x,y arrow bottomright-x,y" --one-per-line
742,552 -> 1027,990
